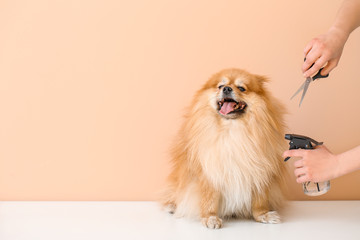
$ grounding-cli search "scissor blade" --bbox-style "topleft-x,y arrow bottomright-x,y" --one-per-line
290,81 -> 306,100
299,77 -> 311,107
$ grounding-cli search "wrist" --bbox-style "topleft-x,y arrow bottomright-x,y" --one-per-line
333,153 -> 343,179
328,25 -> 350,42
334,146 -> 360,179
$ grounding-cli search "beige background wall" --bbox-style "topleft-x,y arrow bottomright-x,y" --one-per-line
0,0 -> 359,201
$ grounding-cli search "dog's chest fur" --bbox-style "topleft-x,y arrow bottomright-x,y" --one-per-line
197,119 -> 274,217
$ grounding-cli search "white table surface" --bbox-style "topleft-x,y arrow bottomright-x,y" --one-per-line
0,201 -> 359,240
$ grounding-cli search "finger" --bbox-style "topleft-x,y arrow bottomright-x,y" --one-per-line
320,59 -> 338,76
296,175 -> 310,183
293,159 -> 304,168
302,50 -> 321,74
303,39 -> 315,56
294,168 -> 307,178
283,149 -> 307,158
303,55 -> 328,78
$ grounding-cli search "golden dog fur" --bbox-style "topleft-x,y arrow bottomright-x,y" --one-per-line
161,68 -> 287,228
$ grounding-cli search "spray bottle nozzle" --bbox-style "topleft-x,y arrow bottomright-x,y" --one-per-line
284,134 -> 323,161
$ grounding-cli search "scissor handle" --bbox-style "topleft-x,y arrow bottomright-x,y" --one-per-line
304,58 -> 330,80
312,69 -> 329,80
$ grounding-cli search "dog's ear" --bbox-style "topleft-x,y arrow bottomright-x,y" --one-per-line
256,74 -> 269,85
250,74 -> 268,93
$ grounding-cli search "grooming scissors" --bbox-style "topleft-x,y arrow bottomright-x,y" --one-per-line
291,61 -> 329,107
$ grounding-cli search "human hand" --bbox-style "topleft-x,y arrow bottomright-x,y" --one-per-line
302,27 -> 349,78
283,145 -> 340,183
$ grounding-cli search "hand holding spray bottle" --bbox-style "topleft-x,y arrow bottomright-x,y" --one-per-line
284,134 -> 330,196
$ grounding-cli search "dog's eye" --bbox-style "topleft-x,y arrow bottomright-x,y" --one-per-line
218,85 -> 224,89
238,86 -> 246,92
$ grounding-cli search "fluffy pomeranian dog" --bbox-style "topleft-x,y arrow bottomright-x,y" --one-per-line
161,68 -> 287,228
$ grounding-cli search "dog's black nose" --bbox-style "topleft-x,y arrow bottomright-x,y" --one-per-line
223,86 -> 232,94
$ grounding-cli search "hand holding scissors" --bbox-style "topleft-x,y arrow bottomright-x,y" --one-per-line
291,60 -> 329,107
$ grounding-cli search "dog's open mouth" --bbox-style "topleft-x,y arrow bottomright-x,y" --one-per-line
218,98 -> 247,115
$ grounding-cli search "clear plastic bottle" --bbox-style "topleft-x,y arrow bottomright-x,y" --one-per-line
303,181 -> 330,196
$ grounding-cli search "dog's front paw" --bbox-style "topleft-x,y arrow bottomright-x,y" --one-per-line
201,216 -> 223,229
254,211 -> 281,224
163,203 -> 176,214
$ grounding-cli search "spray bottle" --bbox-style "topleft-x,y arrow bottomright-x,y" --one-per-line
284,134 -> 330,196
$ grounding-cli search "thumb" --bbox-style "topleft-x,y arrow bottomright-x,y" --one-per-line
320,59 -> 338,76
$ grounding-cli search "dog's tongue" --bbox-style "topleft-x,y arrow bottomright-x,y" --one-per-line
220,102 -> 236,115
